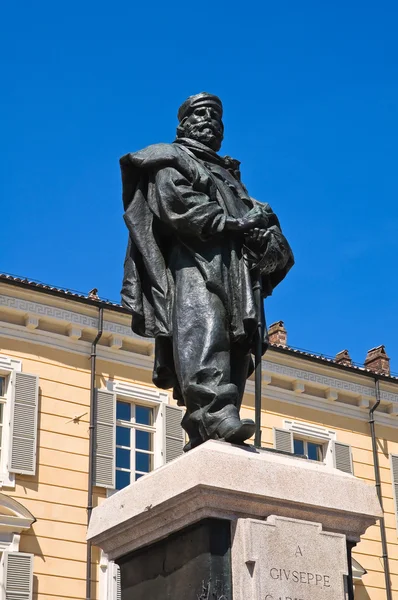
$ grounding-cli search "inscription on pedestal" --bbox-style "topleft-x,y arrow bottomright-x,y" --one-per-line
232,516 -> 348,600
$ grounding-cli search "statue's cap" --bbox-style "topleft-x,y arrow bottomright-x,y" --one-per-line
177,92 -> 223,122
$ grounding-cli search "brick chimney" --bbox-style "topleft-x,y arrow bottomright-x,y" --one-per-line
335,349 -> 353,367
268,321 -> 287,346
364,345 -> 390,376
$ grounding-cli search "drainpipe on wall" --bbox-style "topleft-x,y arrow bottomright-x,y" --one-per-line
369,376 -> 392,600
86,306 -> 104,600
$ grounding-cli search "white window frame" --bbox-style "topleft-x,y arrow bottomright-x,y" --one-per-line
102,381 -> 169,598
106,380 -> 168,491
0,356 -> 23,488
292,438 -> 324,461
283,419 -> 337,467
0,492 -> 35,600
99,552 -> 119,600
115,400 -> 156,486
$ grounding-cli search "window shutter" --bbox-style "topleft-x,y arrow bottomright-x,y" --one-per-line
3,552 -> 33,600
164,404 -> 185,463
334,441 -> 353,474
115,563 -> 121,600
93,389 -> 116,488
273,428 -> 293,453
9,372 -> 39,475
390,454 -> 398,531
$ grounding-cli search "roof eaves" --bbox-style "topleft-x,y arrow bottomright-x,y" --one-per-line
270,344 -> 398,383
0,273 -> 128,314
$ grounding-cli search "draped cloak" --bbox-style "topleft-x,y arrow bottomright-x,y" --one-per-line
120,139 -> 294,396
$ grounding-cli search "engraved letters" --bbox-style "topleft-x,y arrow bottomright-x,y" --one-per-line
269,568 -> 331,587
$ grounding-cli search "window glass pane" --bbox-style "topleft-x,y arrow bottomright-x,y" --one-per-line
136,430 -> 152,451
135,473 -> 145,481
293,438 -> 304,455
116,448 -> 131,470
307,442 -> 322,461
117,401 -> 131,422
136,405 -> 153,426
116,470 -> 130,490
0,404 -> 3,423
136,451 -> 152,473
0,378 -> 5,396
116,425 -> 130,447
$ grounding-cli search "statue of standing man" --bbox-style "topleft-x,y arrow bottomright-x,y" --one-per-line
120,93 -> 294,451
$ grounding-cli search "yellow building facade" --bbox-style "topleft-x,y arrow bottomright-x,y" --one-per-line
0,273 -> 397,600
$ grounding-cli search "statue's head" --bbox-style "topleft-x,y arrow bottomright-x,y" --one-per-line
176,92 -> 224,152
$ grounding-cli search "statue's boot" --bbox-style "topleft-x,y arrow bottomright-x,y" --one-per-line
181,411 -> 203,452
215,416 -> 256,445
184,415 -> 255,450
224,419 -> 256,444
183,383 -> 256,448
202,402 -> 256,445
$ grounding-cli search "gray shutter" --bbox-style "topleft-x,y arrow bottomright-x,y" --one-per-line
93,389 -> 116,488
164,404 -> 185,463
273,428 -> 293,453
390,454 -> 398,531
116,563 -> 121,600
9,372 -> 39,475
334,441 -> 353,474
3,552 -> 33,600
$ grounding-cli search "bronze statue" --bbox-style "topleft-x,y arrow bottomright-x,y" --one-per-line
120,93 -> 293,451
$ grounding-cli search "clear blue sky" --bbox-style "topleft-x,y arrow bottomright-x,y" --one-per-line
1,1 -> 397,371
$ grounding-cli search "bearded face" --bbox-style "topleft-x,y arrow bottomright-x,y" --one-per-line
177,104 -> 224,152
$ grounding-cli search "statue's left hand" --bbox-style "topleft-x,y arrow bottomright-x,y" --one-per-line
245,228 -> 271,249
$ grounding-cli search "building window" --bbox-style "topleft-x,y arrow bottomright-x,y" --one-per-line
116,401 -> 156,490
293,438 -> 324,461
274,420 -> 353,474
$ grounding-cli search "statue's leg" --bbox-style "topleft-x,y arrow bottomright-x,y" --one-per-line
172,264 -> 254,448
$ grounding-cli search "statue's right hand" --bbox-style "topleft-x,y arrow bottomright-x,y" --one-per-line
224,208 -> 269,233
240,207 -> 269,232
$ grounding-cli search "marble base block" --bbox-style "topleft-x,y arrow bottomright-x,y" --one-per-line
88,440 -> 382,599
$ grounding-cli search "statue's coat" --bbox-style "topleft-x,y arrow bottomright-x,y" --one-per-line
120,140 -> 293,399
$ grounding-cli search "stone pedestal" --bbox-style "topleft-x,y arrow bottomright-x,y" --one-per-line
87,441 -> 381,600
233,516 -> 347,600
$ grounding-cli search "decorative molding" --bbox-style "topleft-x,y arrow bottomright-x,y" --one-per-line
293,381 -> 305,394
0,293 -> 97,327
283,419 -> 336,442
0,322 -> 153,371
24,314 -> 39,330
0,494 -> 34,545
109,380 -> 168,404
263,384 -> 398,428
0,293 -> 143,342
0,356 -> 21,374
109,335 -> 123,350
9,533 -> 21,552
67,325 -> 82,340
358,397 -> 370,410
388,404 -> 398,416
104,321 -> 138,339
263,360 -> 398,406
325,388 -> 338,402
